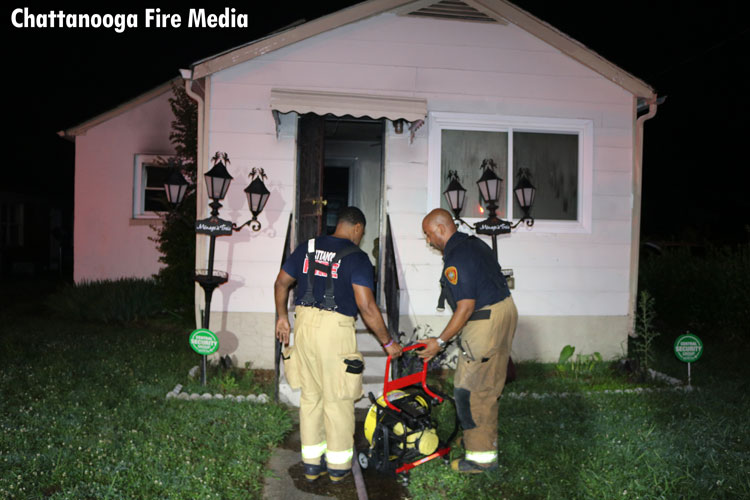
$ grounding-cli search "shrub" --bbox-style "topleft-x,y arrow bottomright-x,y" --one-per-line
630,290 -> 661,374
46,278 -> 164,324
152,82 -> 198,316
555,344 -> 603,379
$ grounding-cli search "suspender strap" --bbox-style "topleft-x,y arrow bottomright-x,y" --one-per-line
437,286 -> 446,312
301,238 -> 362,310
322,245 -> 361,310
439,280 -> 458,311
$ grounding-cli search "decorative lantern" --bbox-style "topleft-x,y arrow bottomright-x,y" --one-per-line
476,158 -> 502,206
164,168 -> 189,205
513,170 -> 536,214
443,170 -> 467,219
245,168 -> 271,217
205,152 -> 233,201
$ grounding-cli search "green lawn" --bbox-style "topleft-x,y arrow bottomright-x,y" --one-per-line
2,277 -> 748,499
408,337 -> 750,499
0,285 -> 292,500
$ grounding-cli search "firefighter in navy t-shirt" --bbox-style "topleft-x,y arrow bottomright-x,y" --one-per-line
419,208 -> 518,474
274,206 -> 402,483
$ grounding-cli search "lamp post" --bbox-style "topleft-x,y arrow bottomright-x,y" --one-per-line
165,151 -> 271,386
443,159 -> 536,259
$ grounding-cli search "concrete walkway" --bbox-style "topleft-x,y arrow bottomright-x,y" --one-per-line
263,409 -> 410,500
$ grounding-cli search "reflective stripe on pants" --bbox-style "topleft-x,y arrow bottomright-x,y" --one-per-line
466,450 -> 499,464
325,448 -> 353,466
301,441 -> 327,461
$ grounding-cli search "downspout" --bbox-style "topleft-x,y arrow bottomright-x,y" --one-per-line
180,69 -> 207,330
628,97 -> 659,336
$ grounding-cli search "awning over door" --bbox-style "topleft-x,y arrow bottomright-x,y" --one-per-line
270,88 -> 427,122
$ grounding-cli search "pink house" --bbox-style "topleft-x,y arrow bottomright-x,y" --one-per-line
59,78 -> 181,282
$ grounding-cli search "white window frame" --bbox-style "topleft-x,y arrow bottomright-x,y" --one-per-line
427,112 -> 594,233
133,154 -> 174,219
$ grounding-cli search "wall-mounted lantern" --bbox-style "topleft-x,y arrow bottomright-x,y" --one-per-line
444,158 -> 536,258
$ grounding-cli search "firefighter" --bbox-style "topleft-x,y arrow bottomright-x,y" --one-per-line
274,206 -> 402,483
418,208 -> 517,473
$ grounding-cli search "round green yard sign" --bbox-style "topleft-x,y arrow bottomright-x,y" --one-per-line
189,329 -> 219,355
674,333 -> 703,363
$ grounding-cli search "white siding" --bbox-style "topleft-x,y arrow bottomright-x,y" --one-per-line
205,12 -> 637,361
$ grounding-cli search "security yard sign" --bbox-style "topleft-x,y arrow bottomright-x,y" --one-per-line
674,332 -> 702,386
189,329 -> 219,356
674,333 -> 703,362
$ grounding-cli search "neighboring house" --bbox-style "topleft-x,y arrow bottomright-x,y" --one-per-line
181,0 -> 659,369
0,191 -> 66,277
59,78 -> 180,282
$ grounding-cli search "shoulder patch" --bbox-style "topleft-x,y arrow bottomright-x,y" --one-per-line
444,266 -> 458,285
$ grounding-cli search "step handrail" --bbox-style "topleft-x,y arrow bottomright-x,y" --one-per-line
384,214 -> 401,379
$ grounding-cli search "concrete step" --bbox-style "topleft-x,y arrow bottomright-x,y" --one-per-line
356,328 -> 383,351
361,350 -> 388,375
277,375 -> 388,409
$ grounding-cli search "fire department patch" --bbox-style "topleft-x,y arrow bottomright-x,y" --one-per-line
445,266 -> 458,285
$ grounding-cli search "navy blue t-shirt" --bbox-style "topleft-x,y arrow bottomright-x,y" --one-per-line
282,236 -> 374,317
441,231 -> 510,310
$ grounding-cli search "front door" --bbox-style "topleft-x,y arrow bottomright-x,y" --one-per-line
296,113 -> 326,245
295,114 -> 385,296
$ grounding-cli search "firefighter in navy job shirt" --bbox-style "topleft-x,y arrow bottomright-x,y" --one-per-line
274,206 -> 402,483
419,208 -> 518,474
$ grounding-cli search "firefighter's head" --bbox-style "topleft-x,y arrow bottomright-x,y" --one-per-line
422,208 -> 456,252
335,206 -> 367,245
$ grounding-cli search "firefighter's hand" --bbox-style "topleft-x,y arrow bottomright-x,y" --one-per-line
385,341 -> 403,358
417,338 -> 441,361
275,316 -> 291,346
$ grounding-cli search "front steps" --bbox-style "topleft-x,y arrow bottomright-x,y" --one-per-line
278,314 -> 393,409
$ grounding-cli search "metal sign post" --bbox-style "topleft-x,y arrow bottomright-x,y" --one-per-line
674,332 -> 703,386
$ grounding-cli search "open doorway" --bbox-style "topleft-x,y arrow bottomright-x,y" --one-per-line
296,114 -> 385,299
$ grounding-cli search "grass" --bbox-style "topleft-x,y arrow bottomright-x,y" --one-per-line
0,283 -> 292,500
408,338 -> 750,499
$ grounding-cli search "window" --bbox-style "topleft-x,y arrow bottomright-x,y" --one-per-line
0,202 -> 24,247
133,154 -> 173,218
428,112 -> 593,233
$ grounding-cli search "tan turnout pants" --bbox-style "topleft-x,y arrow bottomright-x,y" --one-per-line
294,306 -> 363,471
454,296 -> 517,464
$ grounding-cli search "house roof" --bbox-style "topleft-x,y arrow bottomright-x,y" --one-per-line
57,77 -> 182,139
190,0 -> 655,100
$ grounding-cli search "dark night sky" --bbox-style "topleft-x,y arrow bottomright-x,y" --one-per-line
6,1 -> 749,243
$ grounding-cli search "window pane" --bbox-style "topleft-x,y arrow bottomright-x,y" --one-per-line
145,165 -> 169,188
441,130 -> 508,218
513,132 -> 578,221
144,189 -> 168,212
